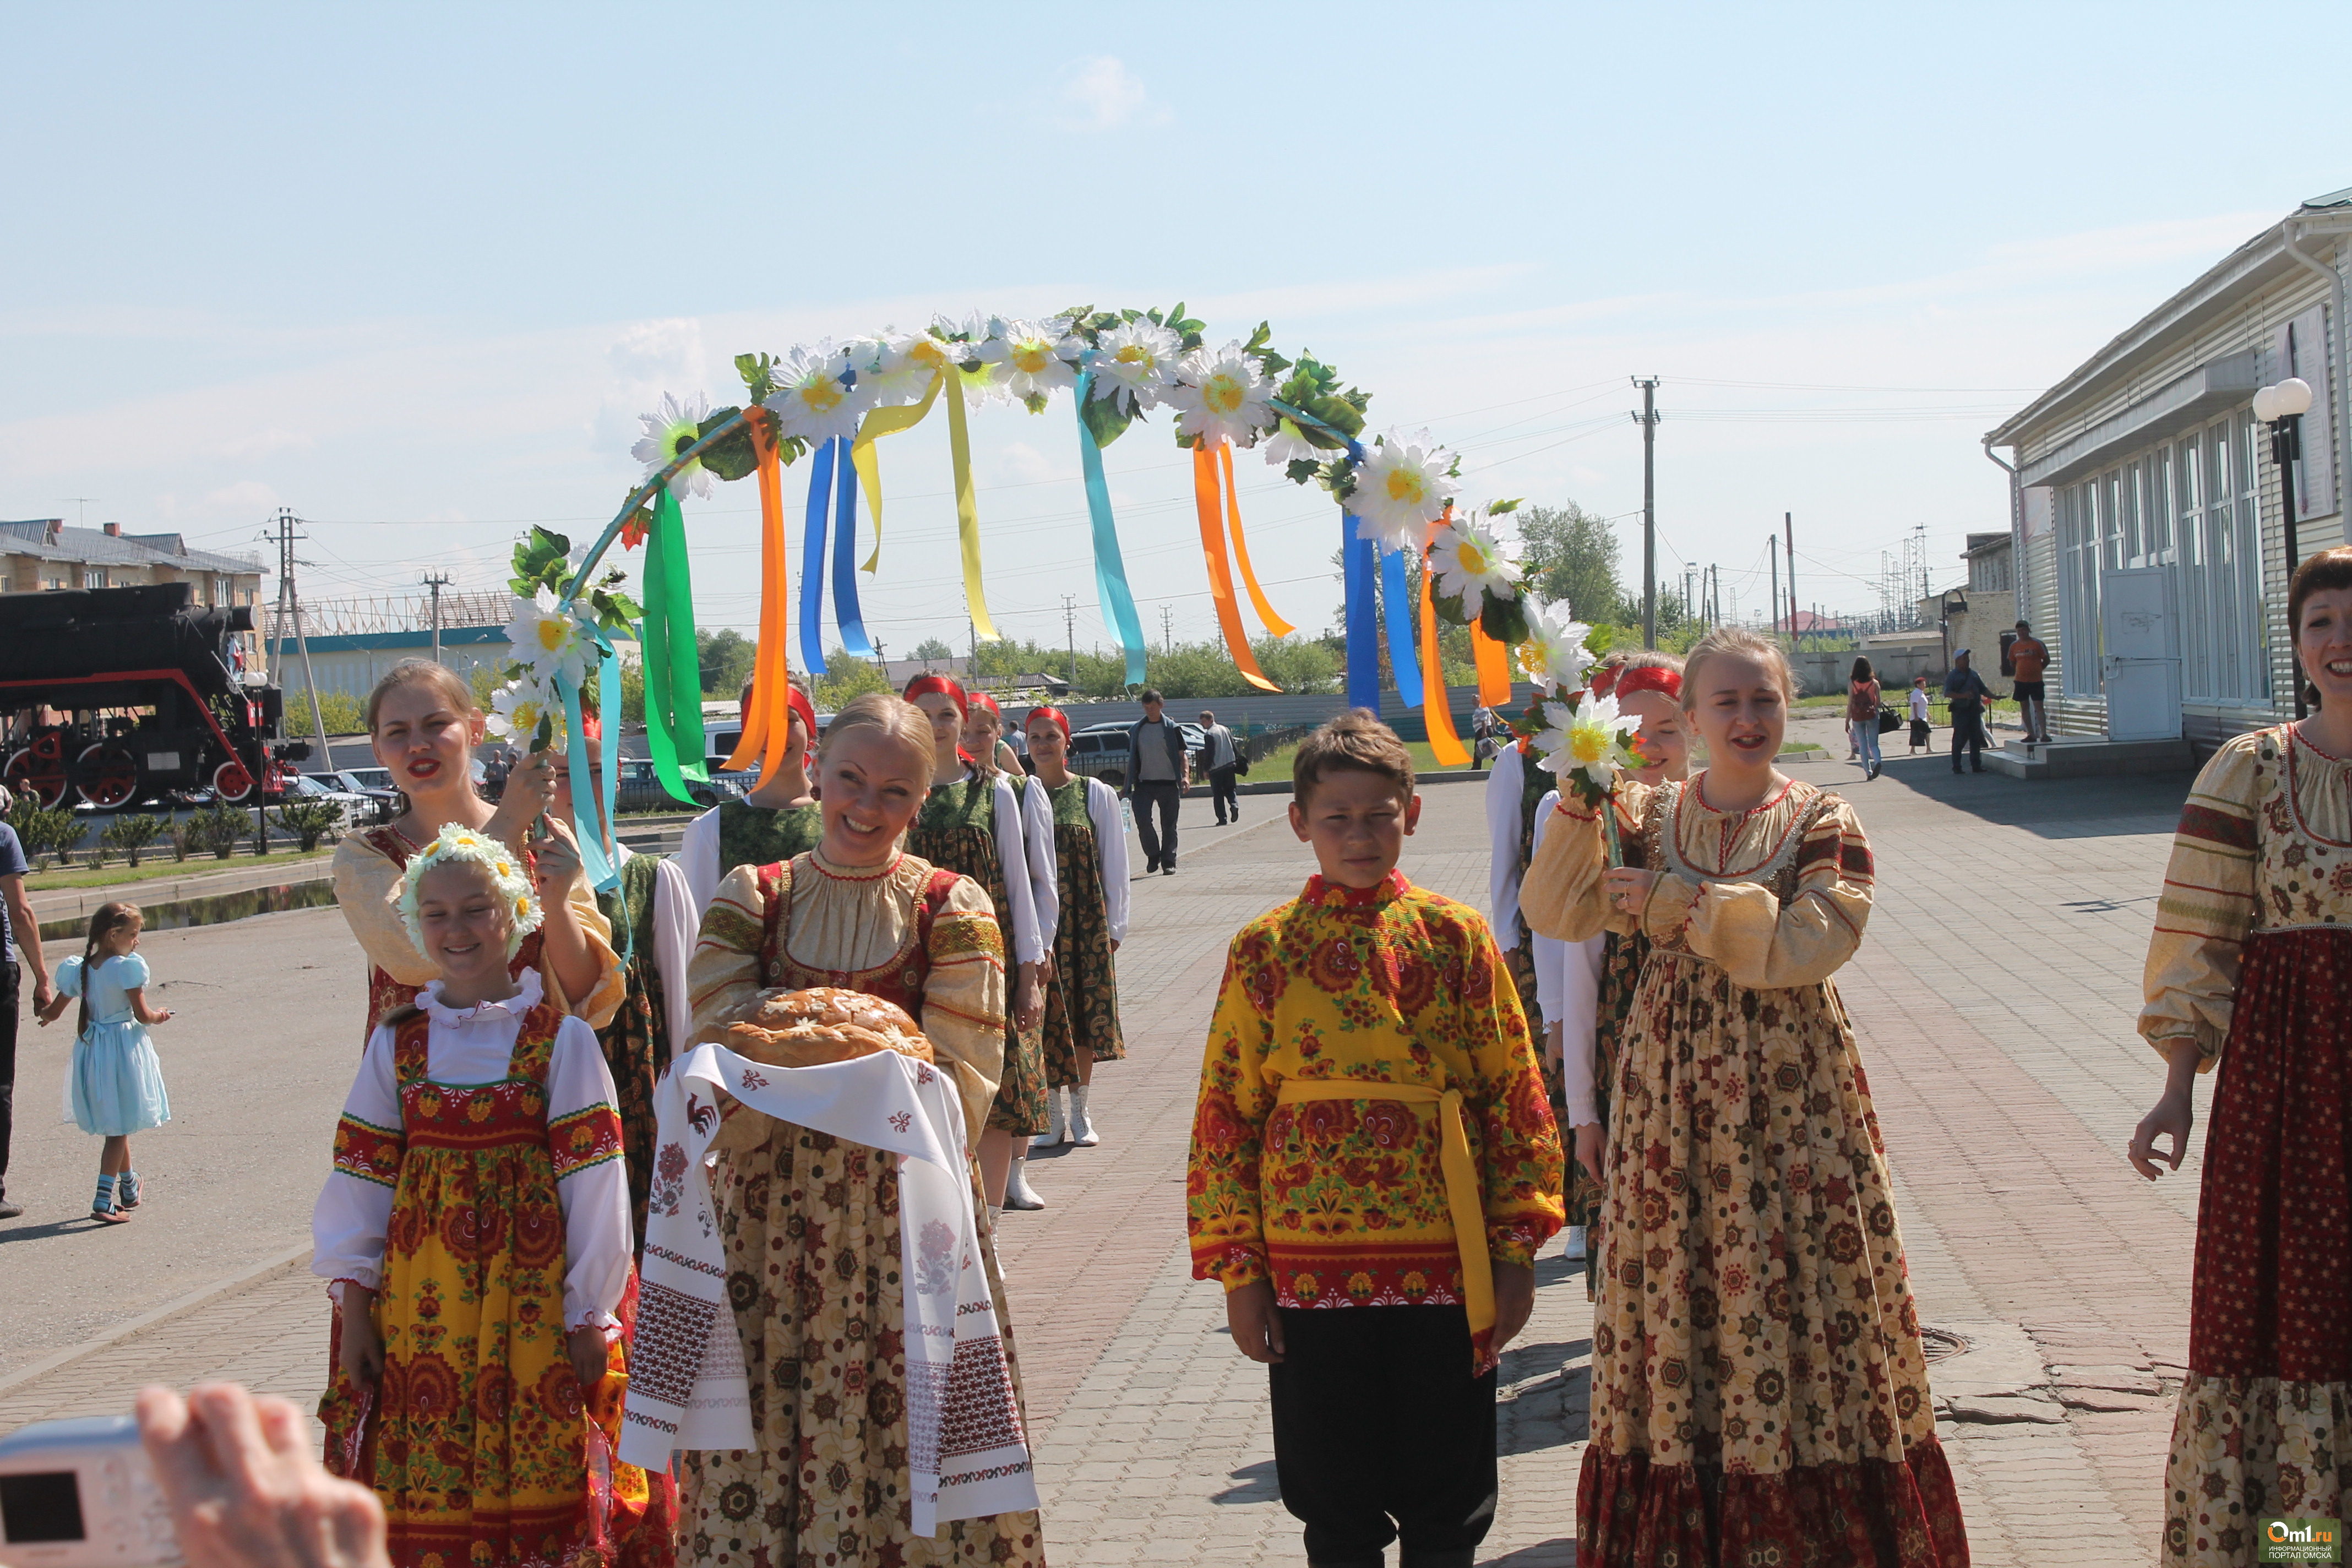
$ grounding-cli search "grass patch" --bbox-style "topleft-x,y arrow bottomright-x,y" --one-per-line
24,845 -> 334,893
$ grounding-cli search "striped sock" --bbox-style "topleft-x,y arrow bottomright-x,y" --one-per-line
118,1171 -> 140,1208
94,1174 -> 118,1213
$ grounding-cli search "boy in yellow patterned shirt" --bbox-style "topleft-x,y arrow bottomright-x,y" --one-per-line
1186,711 -> 1564,1568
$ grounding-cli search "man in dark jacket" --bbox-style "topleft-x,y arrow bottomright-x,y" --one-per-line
1944,650 -> 1992,774
1126,688 -> 1191,874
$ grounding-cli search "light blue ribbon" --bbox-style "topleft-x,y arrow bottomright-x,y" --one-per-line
798,436 -> 836,674
1380,546 -> 1423,711
830,439 -> 876,657
553,622 -> 622,895
1072,369 -> 1149,688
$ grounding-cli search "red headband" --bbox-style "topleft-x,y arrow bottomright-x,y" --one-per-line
1027,705 -> 1071,741
1611,666 -> 1683,703
742,681 -> 819,741
902,673 -> 968,720
967,690 -> 1001,719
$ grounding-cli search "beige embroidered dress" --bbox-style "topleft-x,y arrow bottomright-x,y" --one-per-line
1522,775 -> 1966,1568
678,851 -> 1046,1568
2142,726 -> 2352,1567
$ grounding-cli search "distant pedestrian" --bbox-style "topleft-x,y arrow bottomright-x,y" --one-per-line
36,901 -> 172,1224
1125,688 -> 1190,874
1847,655 -> 1884,780
2010,619 -> 2050,743
0,785 -> 54,1222
1024,705 -> 1129,1152
1908,676 -> 1932,753
1945,650 -> 1991,774
1199,709 -> 1240,824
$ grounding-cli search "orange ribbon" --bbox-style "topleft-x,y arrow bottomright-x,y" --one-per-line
1420,545 -> 1469,766
1217,440 -> 1293,638
1192,445 -> 1280,693
1469,620 -> 1515,706
723,412 -> 793,776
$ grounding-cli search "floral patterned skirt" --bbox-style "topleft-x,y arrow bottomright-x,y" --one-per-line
682,1124 -> 1047,1568
2164,927 -> 2352,1566
1578,950 -> 1966,1568
1041,889 -> 1125,1088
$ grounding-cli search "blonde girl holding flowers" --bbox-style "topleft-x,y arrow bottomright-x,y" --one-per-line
311,824 -> 667,1568
1521,625 -> 1966,1568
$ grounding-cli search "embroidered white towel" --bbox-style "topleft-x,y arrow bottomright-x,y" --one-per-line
619,1042 -> 1036,1533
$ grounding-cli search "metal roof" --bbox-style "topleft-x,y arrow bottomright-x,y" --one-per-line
0,519 -> 265,578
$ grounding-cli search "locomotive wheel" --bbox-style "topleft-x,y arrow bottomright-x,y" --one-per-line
212,758 -> 256,803
3,745 -> 69,808
75,742 -> 141,809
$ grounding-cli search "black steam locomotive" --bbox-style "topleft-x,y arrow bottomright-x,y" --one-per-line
0,583 -> 303,808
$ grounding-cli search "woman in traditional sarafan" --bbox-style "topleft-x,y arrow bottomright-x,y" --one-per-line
673,692 -> 1046,1568
901,673 -> 1054,1213
313,824 -> 667,1568
1522,626 -> 1966,1568
1020,705 -> 1129,1150
2131,547 -> 2352,1567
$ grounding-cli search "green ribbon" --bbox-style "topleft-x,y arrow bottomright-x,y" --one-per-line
639,489 -> 708,802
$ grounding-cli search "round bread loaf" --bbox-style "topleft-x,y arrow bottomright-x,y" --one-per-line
702,985 -> 935,1068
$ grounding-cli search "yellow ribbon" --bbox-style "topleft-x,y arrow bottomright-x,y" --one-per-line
847,369 -> 945,573
723,413 -> 792,776
943,368 -> 999,641
1419,544 -> 1469,767
1217,440 -> 1293,638
1275,1079 -> 1494,1345
1193,445 -> 1280,693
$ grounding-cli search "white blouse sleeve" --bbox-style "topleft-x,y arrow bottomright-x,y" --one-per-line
547,1016 -> 633,1332
1485,745 -> 1527,949
652,855 -> 700,1057
311,1026 -> 401,1294
1019,777 -> 1060,954
1088,778 -> 1131,944
677,806 -> 722,922
989,775 -> 1044,965
1530,794 -> 1608,1128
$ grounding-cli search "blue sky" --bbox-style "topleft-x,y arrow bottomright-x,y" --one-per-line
6,2 -> 2349,657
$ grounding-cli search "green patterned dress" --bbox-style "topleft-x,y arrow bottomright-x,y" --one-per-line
715,800 -> 823,876
1041,778 -> 1125,1086
908,774 -> 1049,1136
594,850 -> 670,1253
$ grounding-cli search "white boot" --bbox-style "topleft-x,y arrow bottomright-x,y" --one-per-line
1563,1224 -> 1588,1263
1003,1156 -> 1047,1211
1068,1085 -> 1100,1148
1040,1086 -> 1068,1148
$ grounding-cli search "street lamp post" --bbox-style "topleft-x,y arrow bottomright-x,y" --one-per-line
2253,377 -> 2314,717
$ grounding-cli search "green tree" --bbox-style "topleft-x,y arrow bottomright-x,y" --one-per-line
696,629 -> 756,700
281,690 -> 368,736
1517,502 -> 1637,626
809,648 -> 891,712
911,636 -> 955,661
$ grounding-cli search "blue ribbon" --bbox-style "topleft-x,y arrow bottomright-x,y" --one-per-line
830,438 -> 876,657
798,435 -> 836,673
553,623 -> 622,895
1342,516 -> 1380,711
1380,546 -> 1424,711
1072,370 -> 1149,688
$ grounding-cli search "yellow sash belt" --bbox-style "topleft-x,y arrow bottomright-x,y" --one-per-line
1274,1080 -> 1494,1340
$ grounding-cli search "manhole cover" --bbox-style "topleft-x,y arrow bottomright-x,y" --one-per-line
1920,1326 -> 1970,1363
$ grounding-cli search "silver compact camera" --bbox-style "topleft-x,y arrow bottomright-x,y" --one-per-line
0,1417 -> 182,1567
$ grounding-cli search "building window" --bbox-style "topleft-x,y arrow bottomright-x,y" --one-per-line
82,568 -> 107,590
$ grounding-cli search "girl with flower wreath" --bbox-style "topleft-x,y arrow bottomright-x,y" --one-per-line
1020,704 -> 1129,1150
901,673 -> 1055,1215
2129,547 -> 2352,1566
312,823 -> 671,1568
333,660 -> 624,1043
1521,626 -> 1967,1568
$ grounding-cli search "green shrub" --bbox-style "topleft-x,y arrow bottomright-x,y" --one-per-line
271,801 -> 343,853
98,814 -> 167,869
184,804 -> 251,861
5,799 -> 85,868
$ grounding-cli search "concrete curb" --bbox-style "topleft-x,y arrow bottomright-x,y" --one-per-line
0,1242 -> 312,1400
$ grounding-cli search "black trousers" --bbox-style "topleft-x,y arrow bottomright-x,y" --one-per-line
1951,704 -> 1986,770
1132,780 -> 1182,867
0,960 -> 18,1202
1209,765 -> 1240,823
1269,1305 -> 1498,1568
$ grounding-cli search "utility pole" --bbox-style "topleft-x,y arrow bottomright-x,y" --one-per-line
1633,378 -> 1659,649
1061,594 -> 1077,688
263,508 -> 333,774
1159,604 -> 1174,654
422,571 -> 452,665
1770,533 -> 1781,640
967,617 -> 977,679
1784,512 -> 1799,652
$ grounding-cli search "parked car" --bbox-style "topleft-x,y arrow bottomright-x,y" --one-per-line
612,756 -> 741,813
1067,721 -> 1208,791
307,769 -> 398,820
279,772 -> 379,831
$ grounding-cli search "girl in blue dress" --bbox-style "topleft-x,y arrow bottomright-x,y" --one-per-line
37,901 -> 173,1223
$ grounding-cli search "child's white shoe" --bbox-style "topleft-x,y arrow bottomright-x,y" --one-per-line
1068,1086 -> 1100,1147
1003,1157 -> 1047,1211
1040,1087 -> 1068,1148
1563,1224 -> 1588,1262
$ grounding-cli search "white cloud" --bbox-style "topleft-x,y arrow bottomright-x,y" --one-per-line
1056,56 -> 1163,132
205,479 -> 280,512
219,427 -> 313,460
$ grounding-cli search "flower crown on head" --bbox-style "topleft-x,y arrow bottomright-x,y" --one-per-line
398,824 -> 541,959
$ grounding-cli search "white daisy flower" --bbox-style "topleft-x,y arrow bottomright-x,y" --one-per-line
1348,429 -> 1459,555
1516,600 -> 1597,696
1088,319 -> 1182,412
630,390 -> 715,499
763,340 -> 872,446
486,675 -> 555,744
1169,342 -> 1274,450
858,331 -> 955,406
1535,689 -> 1645,791
1260,417 -> 1325,469
982,317 -> 1082,401
1428,506 -> 1523,607
502,588 -> 589,688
